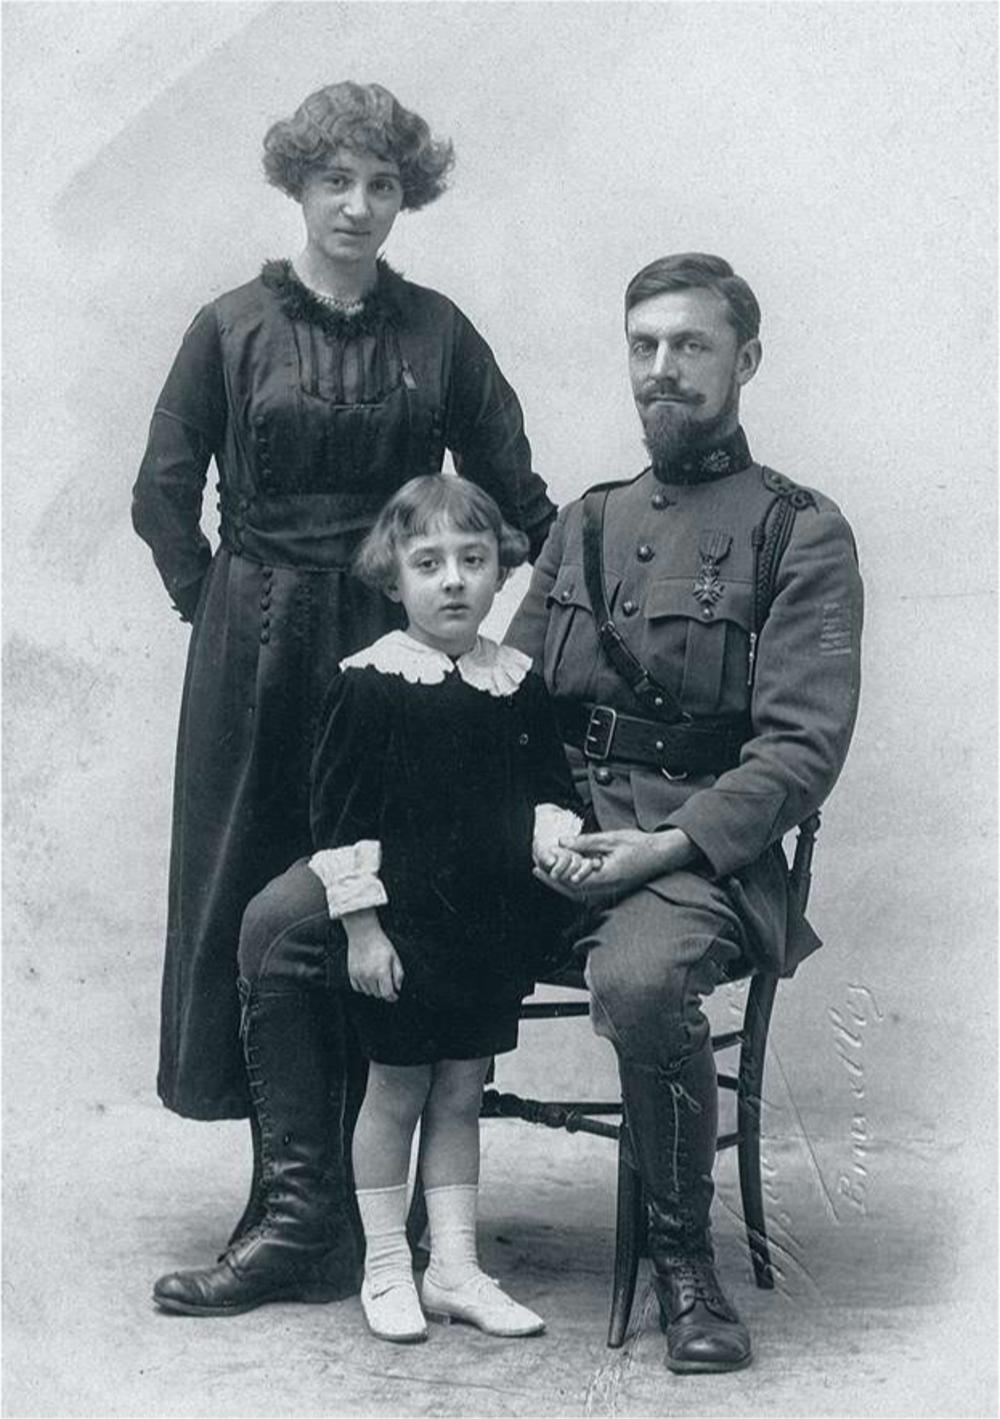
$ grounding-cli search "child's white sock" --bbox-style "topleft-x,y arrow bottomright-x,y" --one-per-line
424,1183 -> 480,1290
357,1184 -> 412,1296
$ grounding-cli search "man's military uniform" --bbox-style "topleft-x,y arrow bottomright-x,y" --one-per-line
506,427 -> 862,1368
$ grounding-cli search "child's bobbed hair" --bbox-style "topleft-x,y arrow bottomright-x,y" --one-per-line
354,475 -> 530,590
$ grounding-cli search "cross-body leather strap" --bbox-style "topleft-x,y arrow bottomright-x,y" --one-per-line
582,489 -> 690,724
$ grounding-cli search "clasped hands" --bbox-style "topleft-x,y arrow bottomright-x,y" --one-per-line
533,825 -> 695,901
344,826 -> 696,1001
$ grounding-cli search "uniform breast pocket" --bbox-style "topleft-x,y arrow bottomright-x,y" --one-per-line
543,562 -> 622,689
643,577 -> 753,715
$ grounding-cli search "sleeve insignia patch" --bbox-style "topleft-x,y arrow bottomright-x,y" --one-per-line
820,602 -> 853,655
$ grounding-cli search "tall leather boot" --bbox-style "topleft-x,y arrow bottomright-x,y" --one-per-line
221,1112 -> 265,1254
620,1046 -> 751,1373
154,986 -> 363,1316
220,1005 -> 367,1270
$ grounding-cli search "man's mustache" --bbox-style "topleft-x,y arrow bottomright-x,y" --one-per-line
637,384 -> 705,407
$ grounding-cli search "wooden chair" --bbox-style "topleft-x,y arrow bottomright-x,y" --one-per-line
408,814 -> 821,1348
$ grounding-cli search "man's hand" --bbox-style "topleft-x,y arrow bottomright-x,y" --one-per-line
533,827 -> 698,900
342,909 -> 404,1002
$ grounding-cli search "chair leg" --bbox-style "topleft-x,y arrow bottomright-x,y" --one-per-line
737,974 -> 778,1290
607,1120 -> 644,1347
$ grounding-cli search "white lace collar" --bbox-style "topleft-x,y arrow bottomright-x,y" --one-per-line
341,631 -> 531,697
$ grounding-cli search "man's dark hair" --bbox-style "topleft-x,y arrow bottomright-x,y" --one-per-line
624,253 -> 761,346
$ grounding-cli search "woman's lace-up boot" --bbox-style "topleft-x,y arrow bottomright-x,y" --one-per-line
153,985 -> 363,1316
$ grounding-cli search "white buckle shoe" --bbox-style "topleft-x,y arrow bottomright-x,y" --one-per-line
360,1276 -> 428,1343
421,1272 -> 545,1336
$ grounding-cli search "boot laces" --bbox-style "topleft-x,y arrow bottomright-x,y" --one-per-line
669,1257 -> 729,1312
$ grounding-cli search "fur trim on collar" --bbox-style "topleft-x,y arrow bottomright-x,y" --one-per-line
341,631 -> 532,697
261,257 -> 406,336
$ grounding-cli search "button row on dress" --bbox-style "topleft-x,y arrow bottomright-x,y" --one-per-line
259,565 -> 274,642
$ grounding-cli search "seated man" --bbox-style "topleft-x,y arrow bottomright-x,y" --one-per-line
508,252 -> 863,1373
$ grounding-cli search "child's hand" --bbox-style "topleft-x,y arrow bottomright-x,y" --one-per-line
536,846 -> 602,885
344,916 -> 405,1003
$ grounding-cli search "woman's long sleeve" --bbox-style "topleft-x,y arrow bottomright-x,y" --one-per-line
445,311 -> 557,560
132,305 -> 227,619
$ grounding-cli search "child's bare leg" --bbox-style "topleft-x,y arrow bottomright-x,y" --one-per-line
353,1062 -> 431,1189
353,1062 -> 431,1343
418,1057 -> 491,1189
418,1058 -> 545,1337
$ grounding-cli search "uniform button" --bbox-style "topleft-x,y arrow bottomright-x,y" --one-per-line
261,615 -> 271,628
655,739 -> 665,751
560,587 -> 573,602
263,566 -> 273,579
260,630 -> 270,644
593,767 -> 613,786
651,492 -> 667,509
701,606 -> 714,619
637,543 -> 654,562
622,599 -> 638,617
653,695 -> 664,708
261,594 -> 271,609
518,732 -> 529,746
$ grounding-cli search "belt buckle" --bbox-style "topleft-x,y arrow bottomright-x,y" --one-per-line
584,705 -> 617,761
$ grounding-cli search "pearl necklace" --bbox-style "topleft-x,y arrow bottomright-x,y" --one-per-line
292,263 -> 370,317
310,288 -> 367,317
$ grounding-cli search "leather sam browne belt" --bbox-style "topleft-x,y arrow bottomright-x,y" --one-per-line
556,701 -> 750,780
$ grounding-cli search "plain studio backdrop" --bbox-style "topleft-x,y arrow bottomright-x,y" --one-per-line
2,3 -> 996,1417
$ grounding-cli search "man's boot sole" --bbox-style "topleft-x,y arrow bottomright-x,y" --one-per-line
666,1351 -> 753,1375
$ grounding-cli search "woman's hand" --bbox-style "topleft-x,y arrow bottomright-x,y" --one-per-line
534,827 -> 698,901
342,910 -> 404,1003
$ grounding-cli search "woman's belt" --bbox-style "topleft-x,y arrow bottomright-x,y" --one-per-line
555,701 -> 751,780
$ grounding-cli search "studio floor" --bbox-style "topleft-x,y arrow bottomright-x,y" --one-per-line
3,1013 -> 995,1419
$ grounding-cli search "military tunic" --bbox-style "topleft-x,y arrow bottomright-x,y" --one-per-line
505,440 -> 863,978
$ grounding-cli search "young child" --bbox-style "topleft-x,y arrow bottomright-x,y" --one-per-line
307,475 -> 597,1343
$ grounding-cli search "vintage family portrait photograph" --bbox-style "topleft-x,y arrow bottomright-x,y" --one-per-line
2,1 -> 996,1416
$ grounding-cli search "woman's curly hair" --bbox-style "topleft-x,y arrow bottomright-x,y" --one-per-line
262,81 -> 453,210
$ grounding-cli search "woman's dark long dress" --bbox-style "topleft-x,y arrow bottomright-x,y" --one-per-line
132,260 -> 556,1119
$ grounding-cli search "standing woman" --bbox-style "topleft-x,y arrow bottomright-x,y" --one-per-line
133,82 -> 555,1303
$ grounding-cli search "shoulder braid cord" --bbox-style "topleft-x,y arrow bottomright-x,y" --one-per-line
748,469 -> 816,686
582,468 -> 815,714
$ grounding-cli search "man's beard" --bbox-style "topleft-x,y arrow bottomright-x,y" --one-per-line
639,382 -> 739,473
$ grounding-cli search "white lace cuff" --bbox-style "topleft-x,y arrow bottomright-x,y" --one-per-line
532,803 -> 584,863
308,841 -> 388,918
